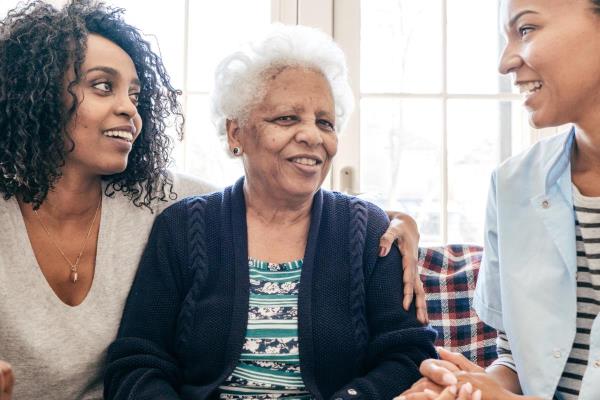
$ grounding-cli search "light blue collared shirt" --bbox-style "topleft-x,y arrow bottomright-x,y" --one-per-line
474,128 -> 600,399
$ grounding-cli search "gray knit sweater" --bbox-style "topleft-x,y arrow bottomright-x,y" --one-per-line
0,173 -> 216,400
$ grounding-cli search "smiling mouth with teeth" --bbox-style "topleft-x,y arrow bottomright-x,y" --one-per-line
518,81 -> 543,94
291,157 -> 321,166
103,130 -> 134,142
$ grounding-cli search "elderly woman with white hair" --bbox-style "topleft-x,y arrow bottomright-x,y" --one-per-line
104,24 -> 437,400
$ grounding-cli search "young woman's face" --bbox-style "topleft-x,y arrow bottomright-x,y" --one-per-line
499,0 -> 600,128
64,33 -> 142,177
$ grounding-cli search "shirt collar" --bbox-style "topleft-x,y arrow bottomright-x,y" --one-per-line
544,126 -> 575,194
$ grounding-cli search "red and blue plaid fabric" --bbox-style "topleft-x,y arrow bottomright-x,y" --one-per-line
419,245 -> 498,367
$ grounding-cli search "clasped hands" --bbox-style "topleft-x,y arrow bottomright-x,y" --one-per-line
395,348 -> 517,400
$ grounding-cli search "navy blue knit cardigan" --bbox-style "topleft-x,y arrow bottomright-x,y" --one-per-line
104,178 -> 437,400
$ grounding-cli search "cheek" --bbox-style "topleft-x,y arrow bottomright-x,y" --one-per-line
260,134 -> 288,154
325,136 -> 338,158
72,100 -> 99,127
134,114 -> 143,136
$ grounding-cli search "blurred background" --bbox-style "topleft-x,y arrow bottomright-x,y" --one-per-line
0,0 -> 570,245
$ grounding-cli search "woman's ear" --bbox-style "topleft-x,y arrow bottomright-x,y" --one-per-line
226,119 -> 242,151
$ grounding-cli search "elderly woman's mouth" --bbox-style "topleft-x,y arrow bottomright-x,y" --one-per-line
289,156 -> 323,166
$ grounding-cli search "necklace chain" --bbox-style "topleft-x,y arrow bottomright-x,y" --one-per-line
33,197 -> 102,284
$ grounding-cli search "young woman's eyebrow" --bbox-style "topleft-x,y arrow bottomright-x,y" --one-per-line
86,66 -> 140,86
509,9 -> 539,27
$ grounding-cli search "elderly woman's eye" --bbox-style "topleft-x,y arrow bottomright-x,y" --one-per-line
318,119 -> 335,131
272,116 -> 298,124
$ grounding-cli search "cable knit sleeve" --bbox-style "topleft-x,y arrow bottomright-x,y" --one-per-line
104,202 -> 192,400
330,203 -> 438,400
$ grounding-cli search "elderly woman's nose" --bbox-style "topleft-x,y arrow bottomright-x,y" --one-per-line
295,123 -> 324,146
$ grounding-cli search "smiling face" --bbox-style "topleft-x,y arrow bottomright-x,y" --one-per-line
64,33 -> 142,177
498,0 -> 600,128
228,67 -> 337,203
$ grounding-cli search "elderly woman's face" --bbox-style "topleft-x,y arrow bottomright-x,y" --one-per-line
498,0 -> 600,128
232,67 -> 337,201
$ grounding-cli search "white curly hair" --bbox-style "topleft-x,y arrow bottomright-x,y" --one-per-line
210,24 -> 354,138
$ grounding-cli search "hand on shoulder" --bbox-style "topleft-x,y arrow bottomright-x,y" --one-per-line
380,210 -> 428,324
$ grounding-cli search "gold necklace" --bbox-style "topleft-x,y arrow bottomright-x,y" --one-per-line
33,197 -> 102,284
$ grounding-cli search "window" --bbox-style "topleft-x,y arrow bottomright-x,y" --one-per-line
332,0 -> 567,244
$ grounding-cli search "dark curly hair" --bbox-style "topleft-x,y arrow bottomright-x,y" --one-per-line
593,0 -> 600,14
0,0 -> 183,210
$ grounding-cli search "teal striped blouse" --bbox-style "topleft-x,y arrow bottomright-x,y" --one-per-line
217,259 -> 313,399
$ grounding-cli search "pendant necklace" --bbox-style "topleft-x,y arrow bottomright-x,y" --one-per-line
33,197 -> 102,283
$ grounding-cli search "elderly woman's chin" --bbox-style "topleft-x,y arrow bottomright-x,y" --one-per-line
252,167 -> 330,202
286,172 -> 329,199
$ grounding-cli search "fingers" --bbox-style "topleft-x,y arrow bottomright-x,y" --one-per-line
437,348 -> 484,373
0,360 -> 14,398
397,384 -> 480,400
455,382 -> 481,400
433,386 -> 458,400
457,382 -> 472,400
414,276 -> 429,323
395,392 -> 436,400
400,377 -> 445,396
380,212 -> 428,322
379,213 -> 419,257
402,257 -> 416,309
420,359 -> 459,386
378,228 -> 397,257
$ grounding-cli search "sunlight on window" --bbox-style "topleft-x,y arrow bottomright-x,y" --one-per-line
447,1 -> 512,93
360,0 -> 534,244
360,98 -> 443,244
361,0 -> 442,94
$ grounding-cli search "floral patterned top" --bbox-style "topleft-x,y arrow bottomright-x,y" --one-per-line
217,258 -> 313,399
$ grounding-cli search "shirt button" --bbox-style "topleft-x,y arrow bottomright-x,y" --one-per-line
542,200 -> 550,209
553,350 -> 562,358
347,389 -> 358,395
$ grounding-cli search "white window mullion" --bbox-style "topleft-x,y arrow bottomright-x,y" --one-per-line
181,0 -> 191,171
441,0 -> 448,244
332,0 -> 360,193
298,0 -> 333,34
272,0 -> 299,24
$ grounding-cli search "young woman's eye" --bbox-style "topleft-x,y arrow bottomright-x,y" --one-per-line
518,25 -> 534,38
318,119 -> 335,132
92,81 -> 112,92
129,92 -> 140,106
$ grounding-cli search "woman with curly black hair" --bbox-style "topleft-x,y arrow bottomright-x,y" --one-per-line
0,1 -> 215,398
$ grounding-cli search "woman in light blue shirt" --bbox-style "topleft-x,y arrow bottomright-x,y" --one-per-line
398,0 -> 600,399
